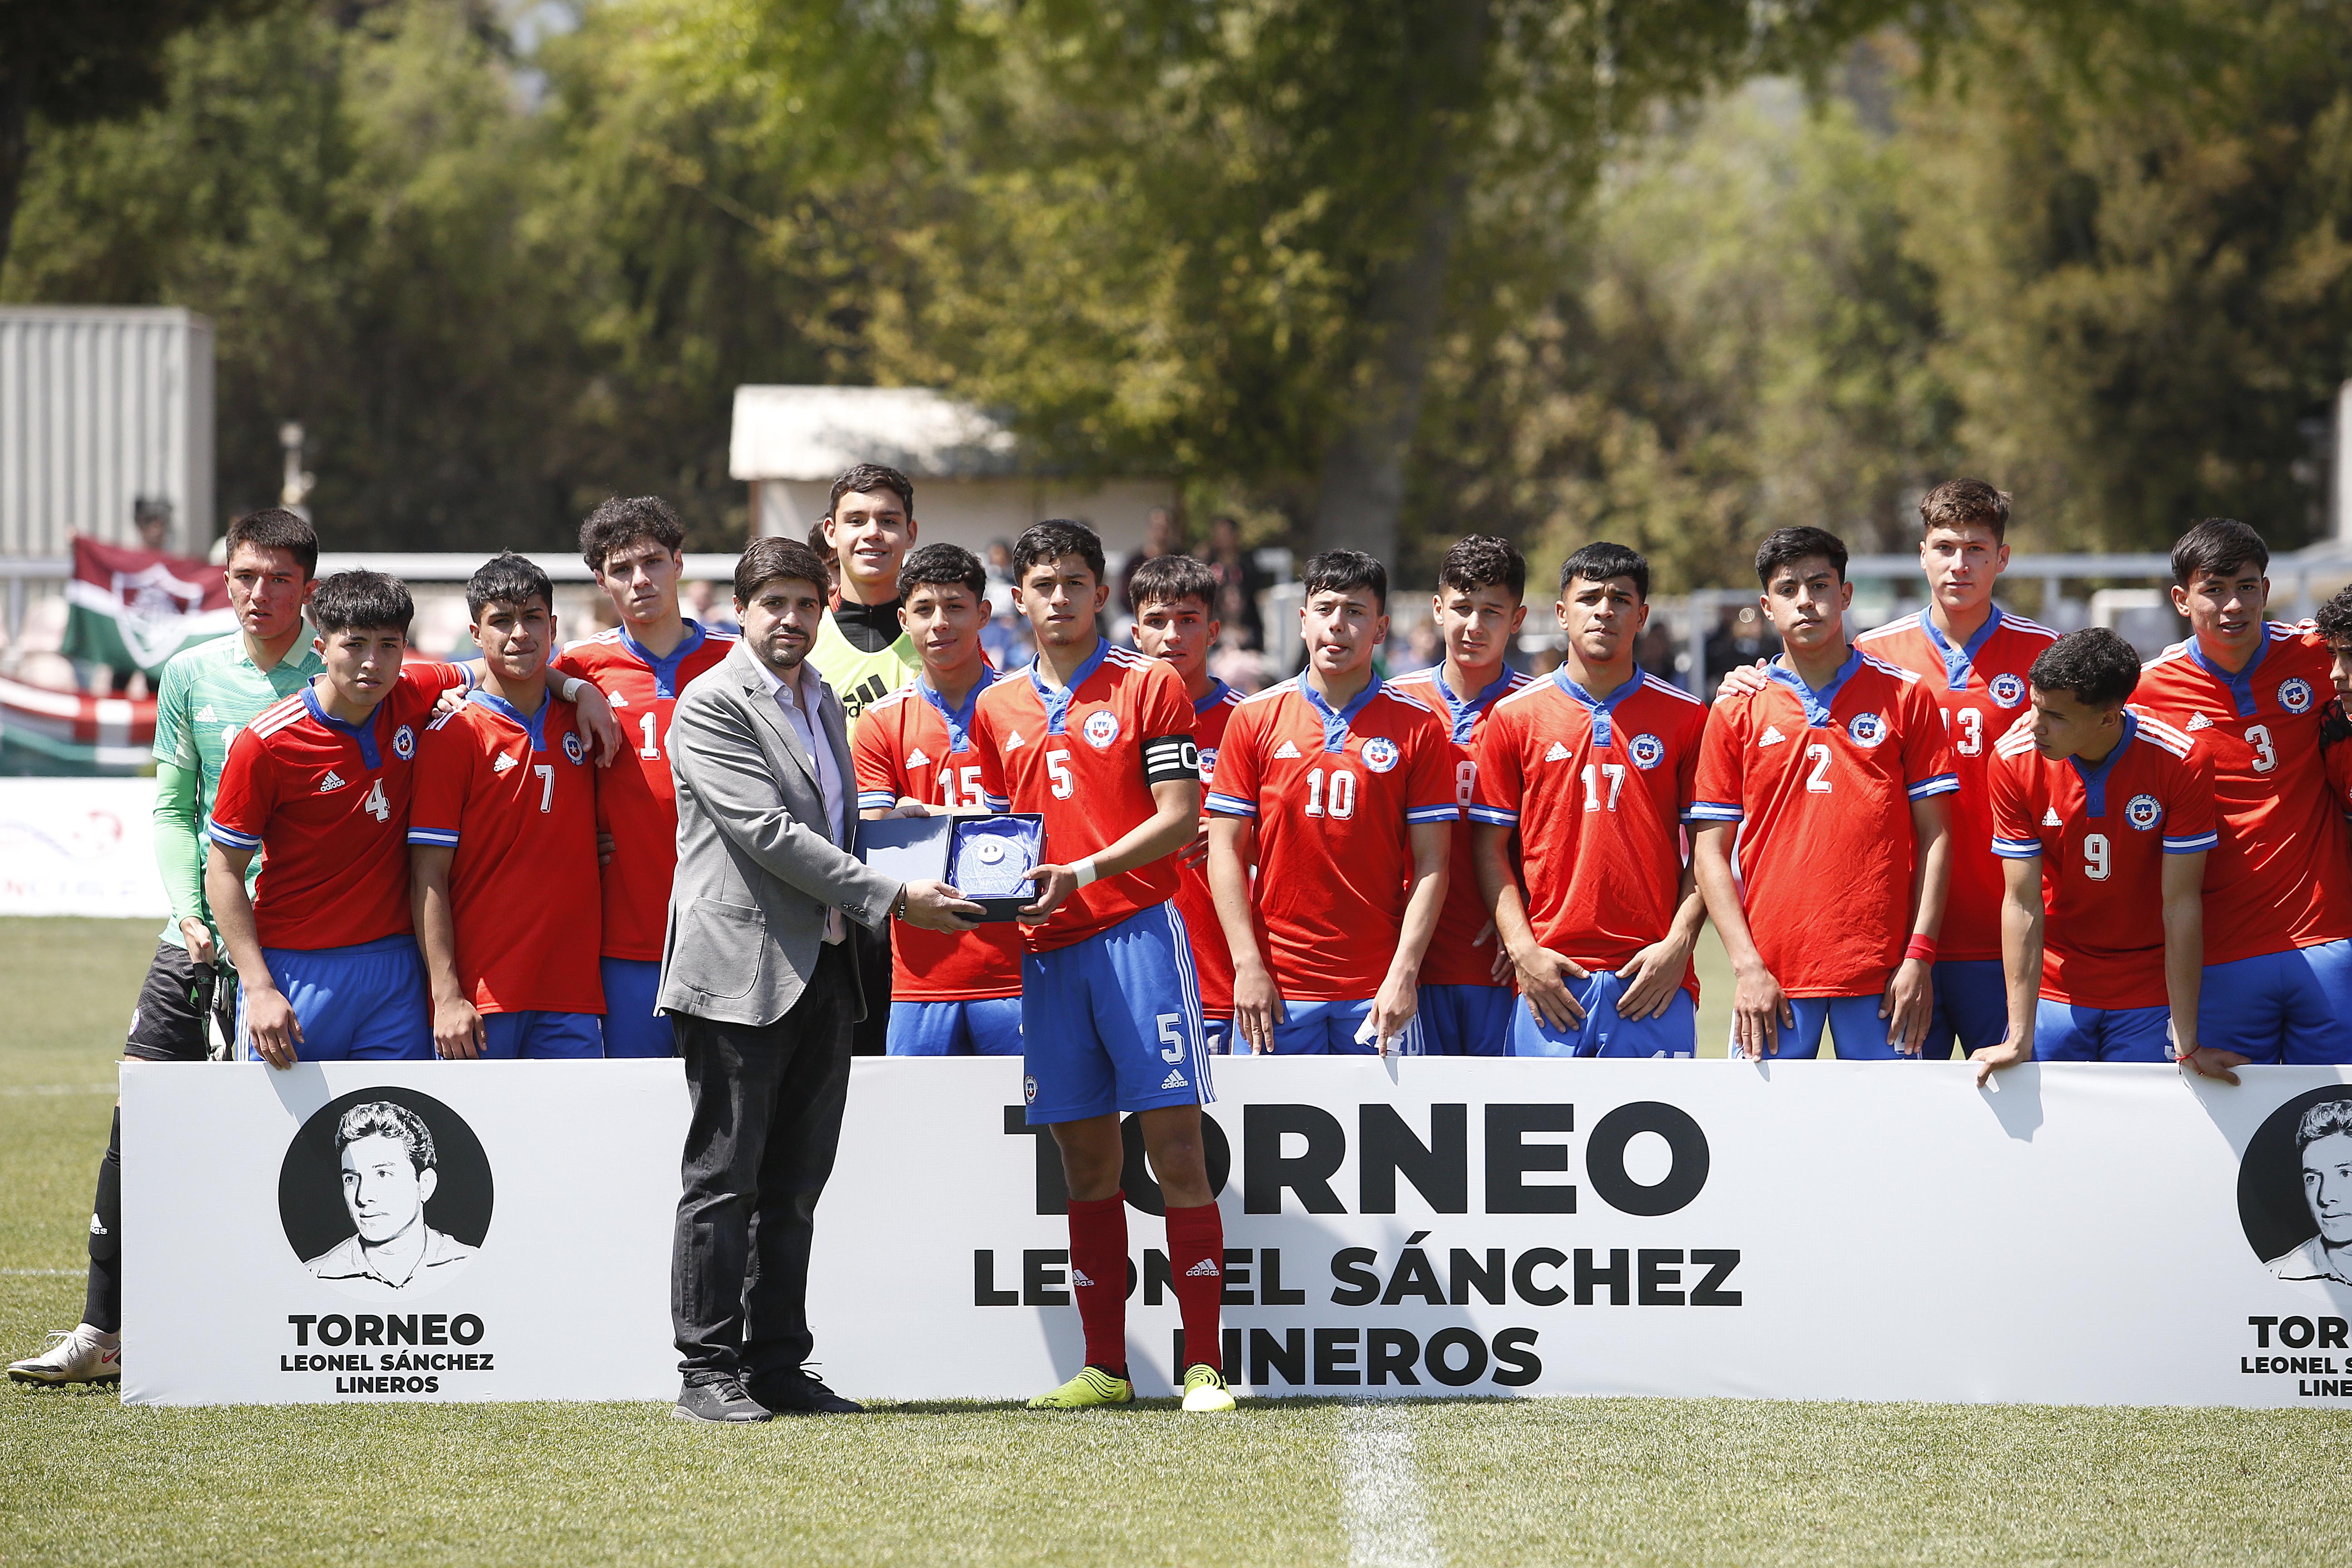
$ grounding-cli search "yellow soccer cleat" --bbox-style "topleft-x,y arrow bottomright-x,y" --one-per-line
1027,1366 -> 1133,1410
1180,1363 -> 1236,1412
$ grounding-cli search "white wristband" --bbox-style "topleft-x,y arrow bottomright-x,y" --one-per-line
1071,856 -> 1100,889
558,676 -> 585,703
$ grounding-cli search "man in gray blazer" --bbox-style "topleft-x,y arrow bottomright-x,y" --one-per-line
662,536 -> 979,1424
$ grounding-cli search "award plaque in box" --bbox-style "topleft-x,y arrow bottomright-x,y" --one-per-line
951,815 -> 1045,922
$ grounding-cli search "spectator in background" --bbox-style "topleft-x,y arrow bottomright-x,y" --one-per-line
1635,622 -> 1679,687
1704,604 -> 1780,692
134,497 -> 172,554
1204,515 -> 1267,650
1390,619 -> 1441,675
684,580 -> 740,637
1114,508 -> 1180,615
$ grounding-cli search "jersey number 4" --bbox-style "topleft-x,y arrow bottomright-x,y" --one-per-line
361,779 -> 390,823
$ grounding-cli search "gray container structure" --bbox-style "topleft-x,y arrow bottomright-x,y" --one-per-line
0,306 -> 215,557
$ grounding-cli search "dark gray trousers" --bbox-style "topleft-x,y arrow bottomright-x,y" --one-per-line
670,942 -> 855,1382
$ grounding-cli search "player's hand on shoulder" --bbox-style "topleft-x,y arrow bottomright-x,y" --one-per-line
571,685 -> 622,766
1714,660 -> 1771,702
1512,945 -> 1588,1031
434,997 -> 486,1060
431,686 -> 467,720
900,879 -> 985,932
245,985 -> 303,1069
1019,863 -> 1080,921
1969,1033 -> 2031,1088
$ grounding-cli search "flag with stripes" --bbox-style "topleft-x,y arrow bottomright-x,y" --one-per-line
61,535 -> 234,679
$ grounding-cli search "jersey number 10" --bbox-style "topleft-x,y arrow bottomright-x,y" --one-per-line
1303,766 -> 1357,820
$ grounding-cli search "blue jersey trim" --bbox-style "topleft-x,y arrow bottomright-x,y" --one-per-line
1299,674 -> 1384,755
1763,648 -> 1864,729
1549,669 -> 1644,748
1027,637 -> 1108,736
618,619 -> 710,701
1917,606 -> 2005,692
2064,711 -> 2137,817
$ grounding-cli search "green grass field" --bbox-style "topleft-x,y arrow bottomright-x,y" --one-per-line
6,917 -> 2352,1566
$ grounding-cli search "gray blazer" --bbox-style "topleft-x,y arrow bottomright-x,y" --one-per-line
657,642 -> 901,1027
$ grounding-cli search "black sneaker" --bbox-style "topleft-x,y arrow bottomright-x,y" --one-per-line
750,1365 -> 863,1415
672,1377 -> 772,1423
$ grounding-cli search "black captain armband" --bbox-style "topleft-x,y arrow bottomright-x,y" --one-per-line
1142,734 -> 1202,785
2322,696 -> 2352,750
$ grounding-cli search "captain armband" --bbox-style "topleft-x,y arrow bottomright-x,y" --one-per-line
1141,734 -> 1201,786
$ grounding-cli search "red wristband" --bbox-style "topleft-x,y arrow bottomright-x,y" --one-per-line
1904,935 -> 1938,965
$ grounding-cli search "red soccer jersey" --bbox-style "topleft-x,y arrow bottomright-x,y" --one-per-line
853,673 -> 1024,1000
1988,709 -> 2217,1009
407,691 -> 603,1014
550,622 -> 735,962
1205,676 -> 1458,1000
972,641 -> 1198,953
1471,670 -> 1708,998
1691,649 -> 1959,996
1171,677 -> 1245,1012
1388,666 -> 1533,989
2133,623 -> 2352,965
1854,607 -> 2060,962
206,665 -> 472,951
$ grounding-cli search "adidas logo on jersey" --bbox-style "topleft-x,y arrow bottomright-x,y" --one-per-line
1071,1267 -> 1095,1288
317,770 -> 347,794
1545,741 -> 1573,762
607,690 -> 629,707
493,753 -> 518,774
196,705 -> 216,722
1160,1068 -> 1188,1090
1274,740 -> 1302,760
2043,807 -> 2063,827
1758,726 -> 1786,747
1005,730 -> 1027,752
2185,714 -> 2214,731
1185,1258 -> 1221,1278
906,747 -> 932,770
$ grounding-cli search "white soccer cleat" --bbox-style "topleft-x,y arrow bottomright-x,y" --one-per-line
7,1325 -> 122,1386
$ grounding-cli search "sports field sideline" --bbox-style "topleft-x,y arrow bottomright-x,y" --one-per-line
5,916 -> 2351,1567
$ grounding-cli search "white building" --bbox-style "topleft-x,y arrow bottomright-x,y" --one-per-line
728,385 -> 1173,558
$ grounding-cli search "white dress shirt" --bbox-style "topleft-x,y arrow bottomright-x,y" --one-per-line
751,653 -> 850,944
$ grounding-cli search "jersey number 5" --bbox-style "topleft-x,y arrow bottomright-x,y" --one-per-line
1047,749 -> 1074,799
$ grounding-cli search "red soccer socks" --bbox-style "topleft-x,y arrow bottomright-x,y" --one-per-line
1067,1192 -> 1130,1376
1162,1200 -> 1225,1375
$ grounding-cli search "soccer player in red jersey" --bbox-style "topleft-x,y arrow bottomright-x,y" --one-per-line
970,519 -> 1233,1414
852,543 -> 1024,1055
1972,629 -> 2215,1081
205,570 -> 475,1064
1127,553 -> 1245,1056
1208,550 -> 1456,1056
2132,518 -> 2352,1067
1692,527 -> 1958,1059
551,497 -> 736,1058
410,554 -> 606,1059
1390,535 -> 1532,1056
1473,543 -> 1710,1057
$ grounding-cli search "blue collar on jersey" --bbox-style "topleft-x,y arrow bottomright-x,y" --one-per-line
1194,676 -> 1235,716
302,683 -> 385,771
1427,665 -> 1517,743
469,688 -> 553,753
1300,673 -> 1383,754
1027,637 -> 1108,735
919,666 -> 1000,754
619,618 -> 710,700
2186,631 -> 2270,719
1549,668 -> 1642,747
1765,647 -> 1863,729
2067,710 -> 2138,817
1918,606 -> 2004,692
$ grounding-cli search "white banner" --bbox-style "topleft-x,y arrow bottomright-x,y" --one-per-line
0,778 -> 167,917
127,1057 -> 2352,1407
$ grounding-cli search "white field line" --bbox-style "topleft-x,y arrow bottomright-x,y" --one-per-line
0,1269 -> 78,1276
1338,1401 -> 1440,1568
0,1083 -> 115,1096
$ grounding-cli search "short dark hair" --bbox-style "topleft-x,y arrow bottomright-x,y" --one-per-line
2317,585 -> 2352,648
2171,517 -> 2269,587
1129,553 -> 1220,615
1438,535 -> 1527,602
466,552 -> 554,622
734,537 -> 830,604
334,1100 -> 435,1174
1011,519 -> 1106,586
1558,541 -> 1651,601
806,520 -> 835,564
226,508 -> 318,578
2028,627 -> 2142,708
900,542 -> 988,601
310,570 -> 414,636
1919,479 -> 2012,544
1755,526 -> 1848,588
2296,1095 -> 2352,1151
828,463 -> 914,518
1301,549 -> 1387,610
578,495 -> 684,574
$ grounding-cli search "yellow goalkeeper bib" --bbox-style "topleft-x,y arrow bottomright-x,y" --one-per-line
811,609 -> 920,734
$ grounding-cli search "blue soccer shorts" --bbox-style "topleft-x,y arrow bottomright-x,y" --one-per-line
1917,959 -> 2007,1060
1264,997 -> 1426,1056
599,957 -> 675,1058
2197,940 -> 2352,1064
2033,1000 -> 2170,1062
1734,993 -> 1913,1060
1203,1014 -> 1235,1056
479,1010 -> 604,1060
1418,984 -> 1516,1057
1511,970 -> 1695,1059
888,998 -> 1024,1056
239,934 -> 431,1061
1022,902 -> 1213,1124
